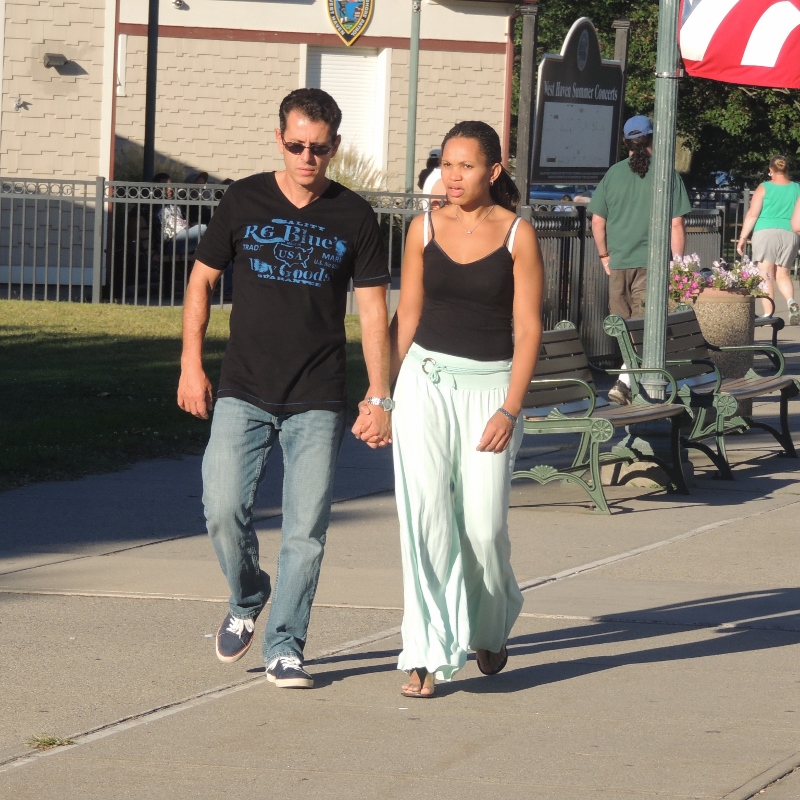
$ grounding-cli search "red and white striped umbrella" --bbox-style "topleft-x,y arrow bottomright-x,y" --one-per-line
679,0 -> 800,88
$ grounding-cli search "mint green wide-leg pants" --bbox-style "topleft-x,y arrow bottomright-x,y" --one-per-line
392,344 -> 524,681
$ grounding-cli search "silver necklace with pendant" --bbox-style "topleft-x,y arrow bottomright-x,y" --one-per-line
455,204 -> 495,234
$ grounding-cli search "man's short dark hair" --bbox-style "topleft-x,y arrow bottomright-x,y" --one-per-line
279,88 -> 342,140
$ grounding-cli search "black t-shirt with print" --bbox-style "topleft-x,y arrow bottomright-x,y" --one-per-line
193,172 -> 389,415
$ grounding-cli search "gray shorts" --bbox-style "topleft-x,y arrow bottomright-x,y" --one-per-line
751,228 -> 800,267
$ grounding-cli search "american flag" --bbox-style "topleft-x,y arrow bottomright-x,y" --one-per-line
679,0 -> 800,88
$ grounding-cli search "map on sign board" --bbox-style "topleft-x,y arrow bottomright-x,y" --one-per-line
539,103 -> 615,170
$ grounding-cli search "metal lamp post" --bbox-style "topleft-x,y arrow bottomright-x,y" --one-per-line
514,4 -> 539,206
641,0 -> 682,398
404,0 -> 422,193
143,0 -> 159,181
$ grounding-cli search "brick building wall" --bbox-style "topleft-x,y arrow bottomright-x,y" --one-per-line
116,37 -> 508,189
115,37 -> 300,181
0,0 -> 106,177
388,49 -> 507,190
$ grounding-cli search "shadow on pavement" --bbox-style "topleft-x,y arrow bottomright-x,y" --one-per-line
459,587 -> 800,695
292,589 -> 800,695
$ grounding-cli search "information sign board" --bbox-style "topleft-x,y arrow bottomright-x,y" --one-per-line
531,18 -> 624,182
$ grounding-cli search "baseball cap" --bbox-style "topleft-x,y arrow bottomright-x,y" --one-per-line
623,115 -> 653,139
429,148 -> 441,158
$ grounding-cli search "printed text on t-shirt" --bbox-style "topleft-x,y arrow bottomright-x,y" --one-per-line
243,218 -> 349,287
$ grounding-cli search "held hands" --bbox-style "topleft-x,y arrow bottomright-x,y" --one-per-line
177,365 -> 214,419
477,409 -> 517,453
352,400 -> 392,448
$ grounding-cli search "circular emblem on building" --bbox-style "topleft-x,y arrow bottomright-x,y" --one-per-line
577,30 -> 590,71
327,0 -> 374,47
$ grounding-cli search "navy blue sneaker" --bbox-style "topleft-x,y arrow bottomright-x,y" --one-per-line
215,614 -> 256,663
266,655 -> 314,688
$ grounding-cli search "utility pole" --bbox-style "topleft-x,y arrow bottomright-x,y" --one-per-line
143,0 -> 159,181
612,20 -> 631,165
514,3 -> 539,205
641,0 -> 682,398
404,0 -> 422,193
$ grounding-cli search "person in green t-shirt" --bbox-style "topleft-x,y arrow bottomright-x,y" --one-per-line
737,155 -> 800,322
588,115 -> 692,404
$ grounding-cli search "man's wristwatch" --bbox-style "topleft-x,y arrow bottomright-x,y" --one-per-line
367,397 -> 395,412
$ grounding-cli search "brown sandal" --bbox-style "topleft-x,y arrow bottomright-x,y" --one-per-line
400,668 -> 435,698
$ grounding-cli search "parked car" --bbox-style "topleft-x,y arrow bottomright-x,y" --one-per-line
688,171 -> 742,203
528,184 -> 595,210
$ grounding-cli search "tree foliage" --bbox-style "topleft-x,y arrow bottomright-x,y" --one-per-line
514,1 -> 800,184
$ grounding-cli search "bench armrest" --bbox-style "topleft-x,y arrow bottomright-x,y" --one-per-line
526,377 -> 598,418
707,343 -> 785,375
606,367 -> 679,404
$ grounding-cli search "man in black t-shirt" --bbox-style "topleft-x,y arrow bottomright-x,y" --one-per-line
178,89 -> 392,689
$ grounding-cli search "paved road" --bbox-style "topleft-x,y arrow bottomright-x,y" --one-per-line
2,321 -> 800,799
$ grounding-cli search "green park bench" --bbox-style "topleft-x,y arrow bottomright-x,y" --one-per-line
603,308 -> 800,480
754,306 -> 784,351
512,322 -> 691,514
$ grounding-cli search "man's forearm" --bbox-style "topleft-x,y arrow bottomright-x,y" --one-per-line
671,218 -> 686,258
181,274 -> 213,368
178,264 -> 220,418
593,229 -> 607,256
591,216 -> 608,255
359,303 -> 391,396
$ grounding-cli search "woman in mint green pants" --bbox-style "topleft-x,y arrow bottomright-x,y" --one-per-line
356,121 -> 543,697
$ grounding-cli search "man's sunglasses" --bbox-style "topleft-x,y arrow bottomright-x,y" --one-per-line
281,137 -> 335,157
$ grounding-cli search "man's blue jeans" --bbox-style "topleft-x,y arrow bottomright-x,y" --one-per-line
202,397 -> 346,664
171,224 -> 206,256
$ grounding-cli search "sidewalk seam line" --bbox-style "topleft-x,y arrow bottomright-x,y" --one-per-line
2,478 -> 798,784
722,753 -> 800,800
0,627 -> 401,774
518,498 -> 800,593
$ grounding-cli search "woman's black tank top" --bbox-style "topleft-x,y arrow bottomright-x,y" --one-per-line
413,213 -> 518,361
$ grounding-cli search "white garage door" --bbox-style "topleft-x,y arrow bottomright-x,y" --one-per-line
306,47 -> 380,165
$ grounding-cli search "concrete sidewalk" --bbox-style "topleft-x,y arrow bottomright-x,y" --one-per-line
2,320 -> 800,798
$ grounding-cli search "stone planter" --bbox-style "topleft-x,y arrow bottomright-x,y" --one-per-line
693,288 -> 755,378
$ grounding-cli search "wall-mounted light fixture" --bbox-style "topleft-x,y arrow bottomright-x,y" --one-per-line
43,53 -> 69,68
13,97 -> 23,112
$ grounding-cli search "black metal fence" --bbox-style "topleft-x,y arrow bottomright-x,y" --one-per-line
0,177 -> 103,301
688,186 -> 744,262
0,178 -> 724,360
524,201 -> 723,360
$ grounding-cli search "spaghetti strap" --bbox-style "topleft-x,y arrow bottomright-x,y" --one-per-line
504,217 -> 522,254
423,211 -> 435,247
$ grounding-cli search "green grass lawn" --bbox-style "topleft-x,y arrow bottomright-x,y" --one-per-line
0,301 -> 366,492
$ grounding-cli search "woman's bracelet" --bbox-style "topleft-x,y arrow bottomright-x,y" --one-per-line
498,408 -> 517,424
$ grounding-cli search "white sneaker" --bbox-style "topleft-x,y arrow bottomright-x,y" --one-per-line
608,381 -> 632,405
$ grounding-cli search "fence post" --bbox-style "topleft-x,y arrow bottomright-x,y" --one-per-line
571,205 -> 586,323
92,176 -> 104,303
